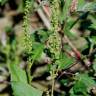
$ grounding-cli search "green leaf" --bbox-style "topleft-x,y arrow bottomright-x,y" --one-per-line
77,0 -> 86,11
32,43 -> 44,61
76,73 -> 96,91
82,2 -> 96,12
73,81 -> 87,95
78,1 -> 96,12
60,0 -> 72,22
90,24 -> 96,29
37,30 -> 50,43
70,87 -> 89,96
89,36 -> 96,45
70,88 -> 78,96
9,61 -> 43,96
64,18 -> 77,39
12,82 -> 43,96
57,53 -> 74,70
60,79 -> 70,86
70,73 -> 96,96
9,64 -> 27,83
88,14 -> 96,25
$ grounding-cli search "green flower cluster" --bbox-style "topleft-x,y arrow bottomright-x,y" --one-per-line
48,0 -> 61,60
50,0 -> 60,32
47,32 -> 61,60
22,0 -> 34,83
23,0 -> 32,54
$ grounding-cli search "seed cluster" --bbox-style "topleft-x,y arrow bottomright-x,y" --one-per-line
50,0 -> 60,32
47,0 -> 61,60
47,33 -> 61,59
23,0 -> 32,54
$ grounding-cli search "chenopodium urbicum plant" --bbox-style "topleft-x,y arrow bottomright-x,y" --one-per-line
23,0 -> 33,83
46,0 -> 61,73
46,0 -> 61,95
48,0 -> 61,61
8,0 -> 43,96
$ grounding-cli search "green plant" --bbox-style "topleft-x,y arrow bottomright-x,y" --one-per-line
5,0 -> 96,96
7,0 -> 43,96
23,0 -> 33,83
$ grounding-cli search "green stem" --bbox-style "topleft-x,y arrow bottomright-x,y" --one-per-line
27,62 -> 32,84
51,70 -> 55,96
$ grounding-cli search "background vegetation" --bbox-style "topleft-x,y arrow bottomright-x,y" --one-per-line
0,0 -> 96,96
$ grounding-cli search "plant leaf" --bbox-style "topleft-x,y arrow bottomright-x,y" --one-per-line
9,63 -> 27,83
90,24 -> 96,29
12,82 -> 43,96
73,80 -> 87,95
32,43 -> 44,61
83,2 -> 96,12
78,1 -> 96,12
60,0 -> 72,22
57,53 -> 74,70
77,0 -> 86,11
76,73 -> 96,91
70,73 -> 96,96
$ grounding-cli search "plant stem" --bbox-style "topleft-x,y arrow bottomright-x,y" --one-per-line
51,70 -> 55,96
27,61 -> 32,84
49,0 -> 60,95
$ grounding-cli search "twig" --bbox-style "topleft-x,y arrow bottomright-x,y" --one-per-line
89,43 -> 94,54
64,35 -> 81,59
36,0 -> 51,18
35,2 -> 51,29
51,70 -> 55,96
88,48 -> 96,58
